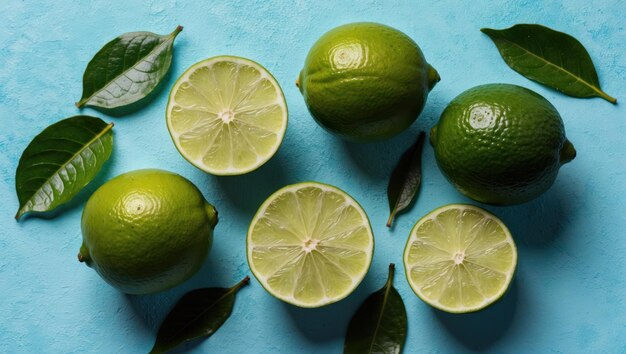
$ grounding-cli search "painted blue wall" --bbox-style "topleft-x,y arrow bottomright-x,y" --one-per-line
1,1 -> 624,353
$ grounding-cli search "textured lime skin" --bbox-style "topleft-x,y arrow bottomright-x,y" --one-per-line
298,22 -> 440,142
430,84 -> 576,205
79,169 -> 218,294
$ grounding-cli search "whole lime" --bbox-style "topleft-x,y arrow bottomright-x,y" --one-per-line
297,22 -> 440,142
78,169 -> 218,294
430,84 -> 576,205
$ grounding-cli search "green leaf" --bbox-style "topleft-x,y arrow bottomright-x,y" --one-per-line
150,276 -> 250,354
15,116 -> 114,220
481,24 -> 616,104
344,264 -> 407,354
386,131 -> 425,227
76,25 -> 183,110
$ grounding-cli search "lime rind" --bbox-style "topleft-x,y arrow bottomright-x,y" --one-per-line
403,204 -> 517,313
166,56 -> 288,176
247,182 -> 374,308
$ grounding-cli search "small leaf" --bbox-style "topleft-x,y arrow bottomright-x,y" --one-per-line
76,25 -> 183,110
344,264 -> 407,354
387,131 -> 425,227
150,276 -> 250,354
481,24 -> 616,104
15,116 -> 114,220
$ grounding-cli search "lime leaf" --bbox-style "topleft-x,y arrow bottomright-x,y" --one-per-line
15,116 -> 114,220
150,276 -> 250,354
481,24 -> 616,104
344,264 -> 407,354
387,131 -> 425,227
76,26 -> 183,110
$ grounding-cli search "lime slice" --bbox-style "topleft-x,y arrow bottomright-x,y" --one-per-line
247,182 -> 374,308
166,56 -> 288,175
403,204 -> 517,313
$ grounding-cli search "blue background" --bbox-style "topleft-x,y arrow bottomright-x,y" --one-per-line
1,1 -> 625,353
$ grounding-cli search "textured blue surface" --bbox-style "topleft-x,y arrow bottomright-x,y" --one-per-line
1,1 -> 625,353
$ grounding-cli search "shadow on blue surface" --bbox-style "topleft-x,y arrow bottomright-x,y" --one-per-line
491,184 -> 573,248
124,246 -> 231,331
339,130 -> 418,181
212,149 -> 290,215
433,277 -> 519,351
124,289 -> 208,353
122,254 -> 233,353
125,287 -> 185,333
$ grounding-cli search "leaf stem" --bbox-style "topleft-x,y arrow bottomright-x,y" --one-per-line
75,98 -> 88,108
386,263 -> 395,288
386,213 -> 395,228
171,25 -> 184,37
597,90 -> 617,104
232,276 -> 251,292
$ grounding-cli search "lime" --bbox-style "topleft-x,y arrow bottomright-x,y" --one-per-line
403,204 -> 517,313
431,84 -> 576,205
79,169 -> 218,294
166,56 -> 288,175
247,182 -> 374,307
297,22 -> 440,142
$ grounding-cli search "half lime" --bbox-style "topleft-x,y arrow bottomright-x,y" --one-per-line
403,204 -> 517,313
166,56 -> 287,175
247,182 -> 374,308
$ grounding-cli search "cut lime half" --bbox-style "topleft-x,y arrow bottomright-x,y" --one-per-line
247,182 -> 374,308
403,204 -> 517,313
166,56 -> 288,175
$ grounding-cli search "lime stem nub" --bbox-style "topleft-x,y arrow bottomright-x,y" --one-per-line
427,65 -> 441,90
429,126 -> 438,147
78,245 -> 92,264
560,140 -> 576,164
206,203 -> 219,228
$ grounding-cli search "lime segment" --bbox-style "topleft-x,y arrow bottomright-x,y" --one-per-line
166,56 -> 287,175
403,204 -> 517,313
247,182 -> 374,308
